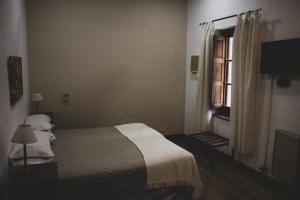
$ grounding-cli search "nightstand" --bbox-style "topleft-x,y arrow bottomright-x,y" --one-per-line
8,159 -> 58,200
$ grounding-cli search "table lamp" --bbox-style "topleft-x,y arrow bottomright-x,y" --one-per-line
11,124 -> 37,167
31,93 -> 44,113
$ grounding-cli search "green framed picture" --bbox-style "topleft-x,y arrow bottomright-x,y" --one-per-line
191,55 -> 199,73
7,56 -> 23,106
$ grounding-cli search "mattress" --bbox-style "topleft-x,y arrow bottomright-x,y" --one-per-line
54,126 -> 146,200
54,124 -> 203,200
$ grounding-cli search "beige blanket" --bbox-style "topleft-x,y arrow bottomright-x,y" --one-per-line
115,123 -> 203,200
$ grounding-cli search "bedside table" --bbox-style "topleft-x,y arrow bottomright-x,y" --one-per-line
8,159 -> 58,200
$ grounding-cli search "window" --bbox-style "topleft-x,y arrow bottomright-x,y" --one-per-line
224,36 -> 233,107
211,28 -> 234,118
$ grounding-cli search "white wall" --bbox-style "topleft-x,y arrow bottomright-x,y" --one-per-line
185,0 -> 300,172
26,0 -> 187,134
0,0 -> 29,198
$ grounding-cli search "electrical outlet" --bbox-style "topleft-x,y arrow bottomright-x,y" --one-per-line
63,93 -> 71,105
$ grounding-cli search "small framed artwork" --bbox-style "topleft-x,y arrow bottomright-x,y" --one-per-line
7,56 -> 23,106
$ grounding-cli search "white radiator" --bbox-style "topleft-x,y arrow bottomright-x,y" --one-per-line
272,129 -> 300,186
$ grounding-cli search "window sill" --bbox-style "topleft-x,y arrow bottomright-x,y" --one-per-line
213,113 -> 230,121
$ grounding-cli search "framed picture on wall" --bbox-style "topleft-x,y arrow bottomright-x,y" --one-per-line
7,56 -> 23,106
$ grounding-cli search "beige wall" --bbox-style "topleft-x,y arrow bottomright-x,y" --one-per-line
0,0 -> 29,198
27,0 -> 187,134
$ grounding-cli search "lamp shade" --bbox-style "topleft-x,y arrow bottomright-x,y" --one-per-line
31,93 -> 44,102
11,124 -> 37,144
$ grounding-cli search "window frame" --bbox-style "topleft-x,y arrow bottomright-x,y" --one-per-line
212,27 -> 235,119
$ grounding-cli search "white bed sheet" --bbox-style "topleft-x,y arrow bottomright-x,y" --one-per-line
115,123 -> 203,200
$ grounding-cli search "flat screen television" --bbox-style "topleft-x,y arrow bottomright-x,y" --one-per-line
260,38 -> 300,75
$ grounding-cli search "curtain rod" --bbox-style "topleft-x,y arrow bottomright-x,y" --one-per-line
199,8 -> 262,26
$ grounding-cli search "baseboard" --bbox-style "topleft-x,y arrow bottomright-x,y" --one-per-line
232,157 -> 279,185
236,161 -> 300,199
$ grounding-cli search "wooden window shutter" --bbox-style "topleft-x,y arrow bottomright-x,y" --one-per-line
212,35 -> 225,108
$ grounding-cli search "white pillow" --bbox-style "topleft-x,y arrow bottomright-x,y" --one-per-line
26,114 -> 51,123
44,130 -> 56,144
10,130 -> 55,159
26,115 -> 53,131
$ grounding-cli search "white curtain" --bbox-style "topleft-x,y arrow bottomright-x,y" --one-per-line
229,12 -> 262,155
196,23 -> 214,133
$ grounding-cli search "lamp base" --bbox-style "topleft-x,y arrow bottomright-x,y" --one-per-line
35,102 -> 39,113
23,143 -> 27,167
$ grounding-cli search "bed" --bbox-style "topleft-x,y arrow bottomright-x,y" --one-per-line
53,123 -> 203,200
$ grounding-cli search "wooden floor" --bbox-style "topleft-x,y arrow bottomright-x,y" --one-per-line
167,135 -> 298,200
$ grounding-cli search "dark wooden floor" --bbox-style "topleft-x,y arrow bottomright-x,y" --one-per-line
167,134 -> 299,200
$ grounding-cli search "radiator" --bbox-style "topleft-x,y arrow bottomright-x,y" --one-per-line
272,129 -> 300,186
